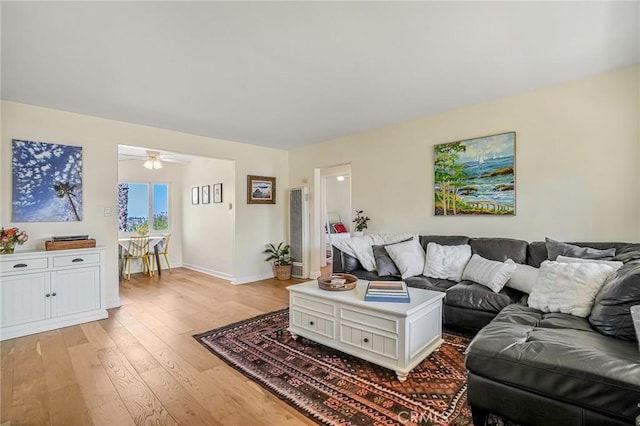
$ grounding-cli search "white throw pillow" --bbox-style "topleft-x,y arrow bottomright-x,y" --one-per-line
528,260 -> 615,317
461,255 -> 517,293
556,255 -> 623,270
506,263 -> 539,294
423,242 -> 472,282
385,238 -> 426,279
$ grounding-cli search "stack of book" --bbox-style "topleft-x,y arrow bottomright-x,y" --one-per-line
364,281 -> 411,303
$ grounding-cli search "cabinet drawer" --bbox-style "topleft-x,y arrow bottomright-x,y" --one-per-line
340,324 -> 398,359
53,253 -> 100,268
290,295 -> 335,316
340,307 -> 398,333
291,308 -> 335,338
0,257 -> 48,273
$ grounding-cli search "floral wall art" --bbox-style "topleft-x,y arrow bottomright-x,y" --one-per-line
12,139 -> 83,222
434,132 -> 515,216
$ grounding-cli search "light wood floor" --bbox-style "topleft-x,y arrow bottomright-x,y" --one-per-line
0,268 -> 318,426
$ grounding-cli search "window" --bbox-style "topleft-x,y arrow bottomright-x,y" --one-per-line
118,182 -> 169,233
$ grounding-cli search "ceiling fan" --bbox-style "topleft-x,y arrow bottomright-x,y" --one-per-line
118,149 -> 185,169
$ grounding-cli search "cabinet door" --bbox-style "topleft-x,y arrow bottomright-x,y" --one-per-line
0,273 -> 49,327
51,267 -> 100,318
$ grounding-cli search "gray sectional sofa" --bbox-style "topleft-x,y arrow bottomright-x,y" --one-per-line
331,235 -> 640,425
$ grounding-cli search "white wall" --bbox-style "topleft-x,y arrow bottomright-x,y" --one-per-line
118,159 -> 184,271
181,157 -> 235,278
290,66 -> 640,276
1,101 -> 289,307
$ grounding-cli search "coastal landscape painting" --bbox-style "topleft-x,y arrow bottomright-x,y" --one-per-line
434,132 -> 515,216
12,139 -> 83,222
247,175 -> 276,204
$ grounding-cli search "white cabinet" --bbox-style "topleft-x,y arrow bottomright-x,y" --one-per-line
0,247 -> 107,341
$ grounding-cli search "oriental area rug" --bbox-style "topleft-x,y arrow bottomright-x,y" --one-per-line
194,308 -> 510,426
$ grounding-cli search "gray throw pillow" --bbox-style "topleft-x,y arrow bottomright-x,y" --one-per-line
589,260 -> 640,341
373,238 -> 412,277
545,238 -> 615,261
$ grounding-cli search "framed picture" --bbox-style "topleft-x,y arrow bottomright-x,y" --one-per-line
12,139 -> 83,222
213,183 -> 223,203
247,175 -> 276,204
202,185 -> 211,204
191,187 -> 199,205
434,131 -> 515,216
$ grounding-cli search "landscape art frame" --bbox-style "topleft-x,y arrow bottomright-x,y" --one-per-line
12,139 -> 83,222
247,175 -> 275,204
434,132 -> 515,216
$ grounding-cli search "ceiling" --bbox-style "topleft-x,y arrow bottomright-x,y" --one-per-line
2,2 -> 638,150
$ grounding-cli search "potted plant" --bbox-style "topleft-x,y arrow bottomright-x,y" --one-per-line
352,210 -> 370,237
263,242 -> 293,280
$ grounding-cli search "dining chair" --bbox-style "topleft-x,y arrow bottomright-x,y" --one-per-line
123,235 -> 153,280
158,233 -> 172,272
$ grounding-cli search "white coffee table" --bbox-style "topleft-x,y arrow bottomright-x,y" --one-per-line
287,280 -> 445,381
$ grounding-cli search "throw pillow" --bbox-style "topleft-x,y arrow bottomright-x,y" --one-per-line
589,260 -> 640,341
461,255 -> 517,293
372,238 -> 413,277
528,260 -> 615,317
384,238 -> 426,279
332,223 -> 347,233
545,238 -> 615,261
556,255 -> 623,270
506,263 -> 539,294
423,242 -> 472,282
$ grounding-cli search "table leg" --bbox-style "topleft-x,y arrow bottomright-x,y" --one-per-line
154,245 -> 161,276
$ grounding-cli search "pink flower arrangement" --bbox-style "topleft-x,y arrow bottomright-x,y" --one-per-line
0,227 -> 29,246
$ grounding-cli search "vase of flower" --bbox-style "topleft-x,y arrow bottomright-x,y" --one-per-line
0,227 -> 29,254
0,242 -> 15,254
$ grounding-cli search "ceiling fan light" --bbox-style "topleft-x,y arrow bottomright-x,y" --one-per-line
143,159 -> 154,169
153,159 -> 163,169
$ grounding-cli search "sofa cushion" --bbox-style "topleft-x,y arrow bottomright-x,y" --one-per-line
466,304 -> 640,422
505,263 -> 538,294
528,260 -> 615,317
372,237 -> 413,277
545,237 -> 616,260
342,252 -> 363,273
589,260 -> 640,341
444,281 -> 521,313
423,242 -> 471,282
470,237 -> 528,264
418,235 -> 469,252
385,238 -> 425,279
462,255 -> 516,293
405,275 -> 456,292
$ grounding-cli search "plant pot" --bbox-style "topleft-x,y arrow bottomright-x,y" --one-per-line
274,264 -> 292,280
352,231 -> 364,237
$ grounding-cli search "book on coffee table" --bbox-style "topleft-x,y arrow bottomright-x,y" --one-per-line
364,281 -> 410,303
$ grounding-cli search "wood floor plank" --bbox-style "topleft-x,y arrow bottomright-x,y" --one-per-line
10,334 -> 50,425
97,347 -> 177,425
39,330 -> 77,392
67,343 -> 135,426
139,367 -> 220,426
81,321 -> 117,351
60,325 -> 89,348
103,322 -> 161,374
0,340 -> 15,424
47,383 -> 93,426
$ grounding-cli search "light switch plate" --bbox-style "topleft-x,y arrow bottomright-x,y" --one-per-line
104,207 -> 112,217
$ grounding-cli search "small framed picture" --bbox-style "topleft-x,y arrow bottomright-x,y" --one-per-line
247,175 -> 276,204
202,185 -> 211,204
213,183 -> 223,203
191,187 -> 199,205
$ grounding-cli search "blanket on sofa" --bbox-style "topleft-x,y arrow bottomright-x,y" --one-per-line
332,233 -> 415,271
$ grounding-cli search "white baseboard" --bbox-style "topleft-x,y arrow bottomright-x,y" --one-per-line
182,263 -> 233,281
230,272 -> 275,285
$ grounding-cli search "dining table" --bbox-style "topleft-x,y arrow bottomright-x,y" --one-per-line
118,235 -> 166,278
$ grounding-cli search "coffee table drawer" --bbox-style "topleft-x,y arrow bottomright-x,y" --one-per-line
290,295 -> 335,316
340,323 -> 398,359
291,308 -> 335,338
340,307 -> 398,333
